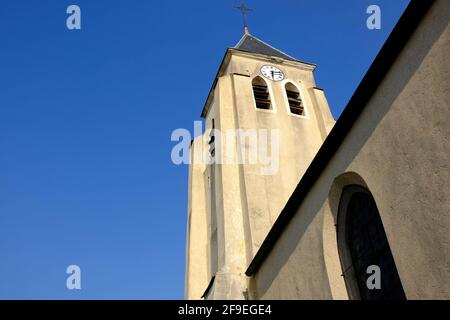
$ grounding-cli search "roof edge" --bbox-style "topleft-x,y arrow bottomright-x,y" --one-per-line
231,48 -> 317,67
235,32 -> 299,62
200,48 -> 316,118
245,0 -> 436,277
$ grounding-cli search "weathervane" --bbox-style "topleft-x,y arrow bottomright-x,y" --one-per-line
234,1 -> 253,34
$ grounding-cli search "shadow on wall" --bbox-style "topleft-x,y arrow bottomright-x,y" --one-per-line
252,2 -> 449,299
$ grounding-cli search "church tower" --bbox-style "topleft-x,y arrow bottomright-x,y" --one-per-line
185,29 -> 335,299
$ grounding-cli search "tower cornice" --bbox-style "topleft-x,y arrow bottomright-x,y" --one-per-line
200,48 -> 316,118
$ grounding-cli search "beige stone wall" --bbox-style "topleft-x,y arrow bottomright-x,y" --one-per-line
185,136 -> 209,299
185,47 -> 335,298
253,0 -> 450,300
226,54 -> 333,262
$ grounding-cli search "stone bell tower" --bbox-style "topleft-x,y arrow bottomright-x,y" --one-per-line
185,29 -> 335,299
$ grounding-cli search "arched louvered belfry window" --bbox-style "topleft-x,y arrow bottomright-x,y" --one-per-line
252,77 -> 271,110
337,185 -> 406,300
285,82 -> 304,116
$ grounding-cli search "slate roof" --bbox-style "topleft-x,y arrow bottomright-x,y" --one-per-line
235,32 -> 298,61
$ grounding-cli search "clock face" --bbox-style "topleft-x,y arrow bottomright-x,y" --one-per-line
261,65 -> 284,81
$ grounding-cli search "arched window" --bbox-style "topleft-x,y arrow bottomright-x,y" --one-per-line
337,185 -> 406,300
285,83 -> 304,116
252,77 -> 271,110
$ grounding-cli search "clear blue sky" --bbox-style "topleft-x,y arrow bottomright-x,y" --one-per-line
0,0 -> 409,299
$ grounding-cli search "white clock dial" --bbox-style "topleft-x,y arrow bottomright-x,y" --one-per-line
261,65 -> 284,81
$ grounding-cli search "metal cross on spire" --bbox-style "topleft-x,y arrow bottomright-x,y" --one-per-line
234,1 -> 253,34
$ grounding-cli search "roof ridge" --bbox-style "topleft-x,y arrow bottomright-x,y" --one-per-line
234,33 -> 248,48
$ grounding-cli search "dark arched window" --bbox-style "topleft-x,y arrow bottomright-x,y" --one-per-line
285,82 -> 304,116
337,185 -> 406,300
252,77 -> 271,110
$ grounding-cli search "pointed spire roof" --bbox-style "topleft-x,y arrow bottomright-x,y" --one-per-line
234,32 -> 298,62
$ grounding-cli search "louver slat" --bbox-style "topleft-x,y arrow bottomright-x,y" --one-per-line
253,82 -> 271,110
286,89 -> 304,116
